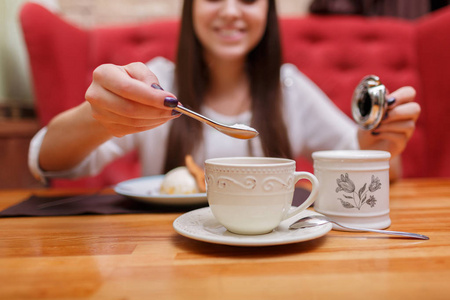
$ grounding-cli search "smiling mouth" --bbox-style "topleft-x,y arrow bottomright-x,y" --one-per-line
216,28 -> 245,39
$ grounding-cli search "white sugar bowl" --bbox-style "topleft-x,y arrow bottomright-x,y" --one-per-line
312,150 -> 391,230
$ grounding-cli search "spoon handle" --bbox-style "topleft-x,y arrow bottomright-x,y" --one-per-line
331,222 -> 429,240
173,104 -> 258,139
174,105 -> 219,127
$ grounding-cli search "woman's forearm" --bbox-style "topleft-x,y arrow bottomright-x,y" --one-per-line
38,102 -> 113,172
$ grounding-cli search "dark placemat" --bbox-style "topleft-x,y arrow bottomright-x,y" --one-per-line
292,187 -> 310,207
0,193 -> 206,217
0,187 -> 310,218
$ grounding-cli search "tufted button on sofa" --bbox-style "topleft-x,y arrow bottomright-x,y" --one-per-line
20,3 -> 450,187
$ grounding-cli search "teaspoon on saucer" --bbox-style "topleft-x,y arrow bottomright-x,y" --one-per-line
174,105 -> 259,140
289,214 -> 429,240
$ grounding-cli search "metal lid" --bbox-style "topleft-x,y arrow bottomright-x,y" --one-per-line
351,75 -> 387,130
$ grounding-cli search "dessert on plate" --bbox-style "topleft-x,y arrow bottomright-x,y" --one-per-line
159,155 -> 206,195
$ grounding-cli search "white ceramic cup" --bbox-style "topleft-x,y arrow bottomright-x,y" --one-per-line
312,150 -> 391,230
204,157 -> 319,235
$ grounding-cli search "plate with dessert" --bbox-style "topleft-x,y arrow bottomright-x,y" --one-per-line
114,156 -> 207,206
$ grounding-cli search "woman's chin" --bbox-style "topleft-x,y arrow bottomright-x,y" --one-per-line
207,49 -> 251,63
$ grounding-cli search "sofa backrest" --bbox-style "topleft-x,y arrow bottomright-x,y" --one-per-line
416,8 -> 450,178
279,15 -> 426,177
20,3 -> 450,186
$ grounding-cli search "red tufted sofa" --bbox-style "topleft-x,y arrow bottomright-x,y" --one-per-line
20,2 -> 450,187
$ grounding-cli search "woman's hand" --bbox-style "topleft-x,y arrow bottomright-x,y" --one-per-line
85,62 -> 180,137
357,86 -> 421,158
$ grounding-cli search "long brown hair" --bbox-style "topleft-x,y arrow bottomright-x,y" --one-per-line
163,0 -> 292,172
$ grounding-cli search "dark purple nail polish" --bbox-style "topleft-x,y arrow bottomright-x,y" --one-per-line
151,83 -> 164,90
171,110 -> 181,116
383,111 -> 389,120
164,97 -> 178,108
387,97 -> 396,106
371,131 -> 381,136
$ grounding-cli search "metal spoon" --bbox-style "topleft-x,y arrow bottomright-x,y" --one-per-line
174,105 -> 259,139
289,214 -> 429,240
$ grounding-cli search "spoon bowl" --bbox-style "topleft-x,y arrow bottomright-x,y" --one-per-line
174,105 -> 259,139
289,214 -> 429,240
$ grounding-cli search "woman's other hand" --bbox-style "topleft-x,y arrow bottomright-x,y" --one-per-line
85,62 -> 180,137
358,86 -> 421,158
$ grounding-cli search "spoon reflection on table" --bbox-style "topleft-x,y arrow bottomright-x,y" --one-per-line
289,214 -> 429,240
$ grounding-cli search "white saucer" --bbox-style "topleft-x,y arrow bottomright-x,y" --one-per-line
114,176 -> 207,206
173,207 -> 332,247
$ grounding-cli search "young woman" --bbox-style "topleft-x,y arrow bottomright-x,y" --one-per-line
29,0 -> 420,183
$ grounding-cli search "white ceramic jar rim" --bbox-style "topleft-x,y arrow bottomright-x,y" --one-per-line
313,150 -> 390,171
312,150 -> 391,162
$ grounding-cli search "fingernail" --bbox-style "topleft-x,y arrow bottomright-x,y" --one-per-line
164,96 -> 178,108
371,131 -> 381,136
151,83 -> 164,90
383,111 -> 389,120
171,110 -> 181,116
387,97 -> 396,106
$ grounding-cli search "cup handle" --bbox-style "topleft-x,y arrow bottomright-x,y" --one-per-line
283,172 -> 319,220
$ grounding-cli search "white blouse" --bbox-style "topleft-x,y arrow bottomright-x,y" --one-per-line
29,57 -> 359,182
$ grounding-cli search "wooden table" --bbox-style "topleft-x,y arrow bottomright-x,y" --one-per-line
0,178 -> 449,299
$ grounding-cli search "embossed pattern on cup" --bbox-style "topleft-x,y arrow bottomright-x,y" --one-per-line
205,157 -> 318,235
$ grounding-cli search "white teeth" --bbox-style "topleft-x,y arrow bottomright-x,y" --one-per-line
220,29 -> 240,37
